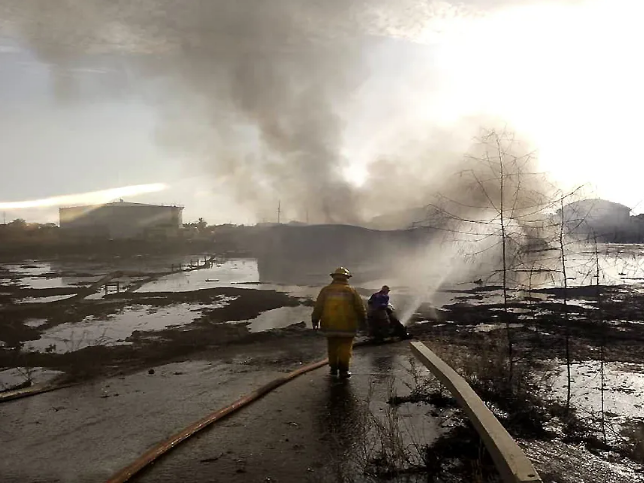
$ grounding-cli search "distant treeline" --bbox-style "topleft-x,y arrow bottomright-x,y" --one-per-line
3,212 -> 644,263
0,220 -> 256,261
564,216 -> 644,243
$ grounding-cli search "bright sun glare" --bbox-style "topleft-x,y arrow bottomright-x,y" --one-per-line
342,163 -> 368,188
424,0 -> 643,206
5,1 -> 642,216
0,183 -> 167,210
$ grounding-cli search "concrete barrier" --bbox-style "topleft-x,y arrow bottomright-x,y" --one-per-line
410,341 -> 542,483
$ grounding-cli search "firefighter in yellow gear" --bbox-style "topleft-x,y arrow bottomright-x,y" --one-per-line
312,267 -> 366,379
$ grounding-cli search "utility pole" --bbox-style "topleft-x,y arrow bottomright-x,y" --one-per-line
2,212 -> 5,225
277,200 -> 281,224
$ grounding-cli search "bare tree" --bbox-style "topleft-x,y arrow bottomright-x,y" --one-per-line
593,232 -> 607,442
417,129 -> 558,386
558,196 -> 573,414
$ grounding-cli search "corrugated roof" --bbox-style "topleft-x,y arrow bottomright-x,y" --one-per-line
59,200 -> 184,210
106,201 -> 158,207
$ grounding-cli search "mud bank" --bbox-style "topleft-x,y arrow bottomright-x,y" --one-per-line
414,283 -> 644,364
408,284 -> 644,482
0,284 -> 314,390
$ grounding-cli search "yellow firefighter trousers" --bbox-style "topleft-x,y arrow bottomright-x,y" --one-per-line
327,336 -> 354,371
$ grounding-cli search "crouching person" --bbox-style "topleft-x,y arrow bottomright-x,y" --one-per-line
367,285 -> 391,342
312,267 -> 366,379
368,286 -> 411,341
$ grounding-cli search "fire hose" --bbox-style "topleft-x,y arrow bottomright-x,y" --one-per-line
105,338 -> 382,483
105,357 -> 330,483
2,332 -> 400,480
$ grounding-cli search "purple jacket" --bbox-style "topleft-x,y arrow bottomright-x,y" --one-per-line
368,291 -> 389,310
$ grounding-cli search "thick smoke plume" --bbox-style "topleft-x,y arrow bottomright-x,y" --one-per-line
0,1 -> 553,225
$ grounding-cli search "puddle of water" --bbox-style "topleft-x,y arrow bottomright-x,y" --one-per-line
16,295 -> 75,304
243,305 -> 312,333
473,323 -> 524,333
472,324 -> 522,332
25,318 -> 48,328
136,259 -> 259,292
0,262 -> 86,289
516,291 -> 549,301
61,275 -> 105,286
525,439 -> 642,483
253,283 -> 322,299
49,254 -> 214,275
609,319 -> 644,328
14,274 -> 138,291
0,367 -> 64,390
0,256 -> 219,290
550,360 -> 644,421
565,299 -> 596,310
24,302 -> 225,354
488,306 -> 534,314
1,262 -> 52,277
12,276 -> 72,289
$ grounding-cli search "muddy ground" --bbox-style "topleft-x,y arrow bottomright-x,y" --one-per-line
417,284 -> 644,364
3,259 -> 644,481
408,284 -> 644,481
7,277 -> 642,389
0,284 -> 314,383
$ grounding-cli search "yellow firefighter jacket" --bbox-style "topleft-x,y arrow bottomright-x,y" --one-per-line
312,280 -> 366,337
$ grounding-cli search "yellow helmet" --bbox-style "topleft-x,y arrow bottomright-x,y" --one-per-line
330,267 -> 352,278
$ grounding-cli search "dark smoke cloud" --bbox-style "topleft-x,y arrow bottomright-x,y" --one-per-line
0,1 -> 555,224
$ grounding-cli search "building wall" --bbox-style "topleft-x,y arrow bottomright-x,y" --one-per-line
60,204 -> 183,239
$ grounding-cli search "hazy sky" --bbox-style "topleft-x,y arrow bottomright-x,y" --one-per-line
0,0 -> 642,224
0,39 -> 257,224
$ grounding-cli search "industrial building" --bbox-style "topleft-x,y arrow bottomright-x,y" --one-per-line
59,200 -> 183,240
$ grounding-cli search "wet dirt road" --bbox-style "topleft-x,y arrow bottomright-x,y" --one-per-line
1,342 -> 439,483
0,342 -> 323,483
133,343 -> 441,483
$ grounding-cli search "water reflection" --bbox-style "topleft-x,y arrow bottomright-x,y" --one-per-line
135,258 -> 259,292
24,303 -> 203,353
316,381 -> 365,480
247,305 -> 311,332
369,354 -> 396,382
